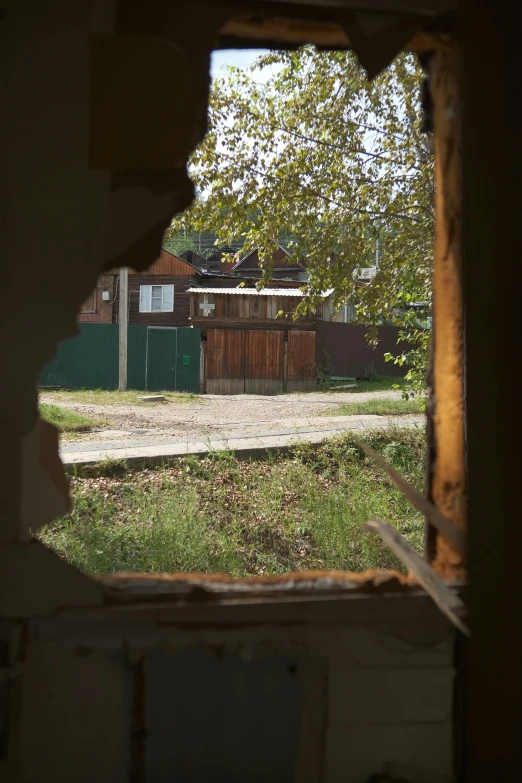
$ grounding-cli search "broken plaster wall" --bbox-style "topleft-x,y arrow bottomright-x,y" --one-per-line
0,0 -> 219,588
0,598 -> 454,783
0,2 -> 458,781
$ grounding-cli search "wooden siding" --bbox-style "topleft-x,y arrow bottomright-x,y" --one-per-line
234,247 -> 303,274
206,329 -> 285,395
193,292 -> 314,322
235,268 -> 303,280
77,274 -> 116,324
287,330 -> 316,392
217,257 -> 236,274
316,322 -> 411,378
181,250 -> 208,269
115,274 -> 195,327
128,248 -> 195,276
191,317 -> 316,332
206,329 -> 245,394
244,330 -> 284,395
182,250 -> 236,274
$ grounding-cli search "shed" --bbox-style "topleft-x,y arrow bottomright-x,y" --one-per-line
189,285 -> 334,331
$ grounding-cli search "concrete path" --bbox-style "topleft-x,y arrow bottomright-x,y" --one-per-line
61,416 -> 424,466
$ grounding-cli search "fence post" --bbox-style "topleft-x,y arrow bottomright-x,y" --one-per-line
118,266 -> 128,390
283,337 -> 288,392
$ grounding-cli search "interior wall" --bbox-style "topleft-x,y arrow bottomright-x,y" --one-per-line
462,0 -> 522,775
0,2 -> 463,781
3,596 -> 455,783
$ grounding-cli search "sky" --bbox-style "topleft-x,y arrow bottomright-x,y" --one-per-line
210,49 -> 275,81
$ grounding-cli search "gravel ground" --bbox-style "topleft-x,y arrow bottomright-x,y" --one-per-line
41,389 -> 416,443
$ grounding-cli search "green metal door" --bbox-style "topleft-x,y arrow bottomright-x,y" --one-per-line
146,328 -> 177,391
175,327 -> 201,393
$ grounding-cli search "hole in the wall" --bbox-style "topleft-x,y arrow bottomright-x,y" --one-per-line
33,38 -> 459,593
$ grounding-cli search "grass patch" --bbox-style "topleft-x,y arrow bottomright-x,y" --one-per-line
327,398 -> 424,416
40,388 -> 199,406
314,375 -> 410,394
40,403 -> 105,432
351,375 -> 405,393
39,429 -> 426,577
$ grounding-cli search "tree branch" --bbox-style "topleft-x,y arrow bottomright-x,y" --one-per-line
202,152 -> 425,224
221,103 -> 423,171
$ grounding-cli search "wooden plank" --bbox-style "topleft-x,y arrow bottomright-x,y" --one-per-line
351,435 -> 467,559
315,322 -> 408,378
239,295 -> 249,319
191,317 -> 315,331
200,339 -> 206,394
244,330 -> 284,395
37,590 -> 457,634
430,43 -> 466,577
287,330 -> 317,392
206,329 -> 245,395
365,519 -> 469,636
128,248 -> 192,276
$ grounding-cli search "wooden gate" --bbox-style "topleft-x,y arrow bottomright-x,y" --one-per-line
206,330 -> 245,394
244,330 -> 284,395
287,330 -> 316,392
206,329 -> 285,395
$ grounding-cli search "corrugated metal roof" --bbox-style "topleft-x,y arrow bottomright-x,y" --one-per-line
188,287 -> 334,297
188,287 -> 305,296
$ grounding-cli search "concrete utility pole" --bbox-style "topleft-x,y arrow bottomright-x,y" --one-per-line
118,266 -> 128,390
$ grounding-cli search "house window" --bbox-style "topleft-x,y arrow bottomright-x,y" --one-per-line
139,284 -> 174,313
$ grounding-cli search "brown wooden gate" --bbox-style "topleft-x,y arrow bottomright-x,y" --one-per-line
287,330 -> 316,392
244,330 -> 284,395
206,329 -> 286,395
206,329 -> 245,394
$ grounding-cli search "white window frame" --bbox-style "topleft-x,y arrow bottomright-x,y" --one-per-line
139,284 -> 174,313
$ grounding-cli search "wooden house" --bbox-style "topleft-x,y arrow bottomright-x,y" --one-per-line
77,273 -> 118,323
123,249 -> 202,328
181,249 -> 236,274
231,245 -> 306,281
78,249 -> 215,328
189,283 -> 336,395
189,283 -> 334,333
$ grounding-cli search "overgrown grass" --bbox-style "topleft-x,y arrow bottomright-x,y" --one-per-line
351,375 -> 405,393
39,429 -> 426,577
39,403 -> 106,432
315,375 -> 410,394
326,398 -> 424,416
40,388 -> 199,406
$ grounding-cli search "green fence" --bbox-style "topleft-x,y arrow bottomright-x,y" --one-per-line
40,324 -> 200,393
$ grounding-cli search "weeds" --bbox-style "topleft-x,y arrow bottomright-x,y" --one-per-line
40,429 -> 426,577
39,403 -> 106,432
326,398 -> 424,416
40,388 -> 199,406
350,375 -> 407,393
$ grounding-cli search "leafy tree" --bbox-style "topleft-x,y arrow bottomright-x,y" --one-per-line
163,232 -> 197,257
171,47 -> 433,392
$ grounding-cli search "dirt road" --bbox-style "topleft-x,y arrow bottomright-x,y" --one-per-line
41,389 -> 419,443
